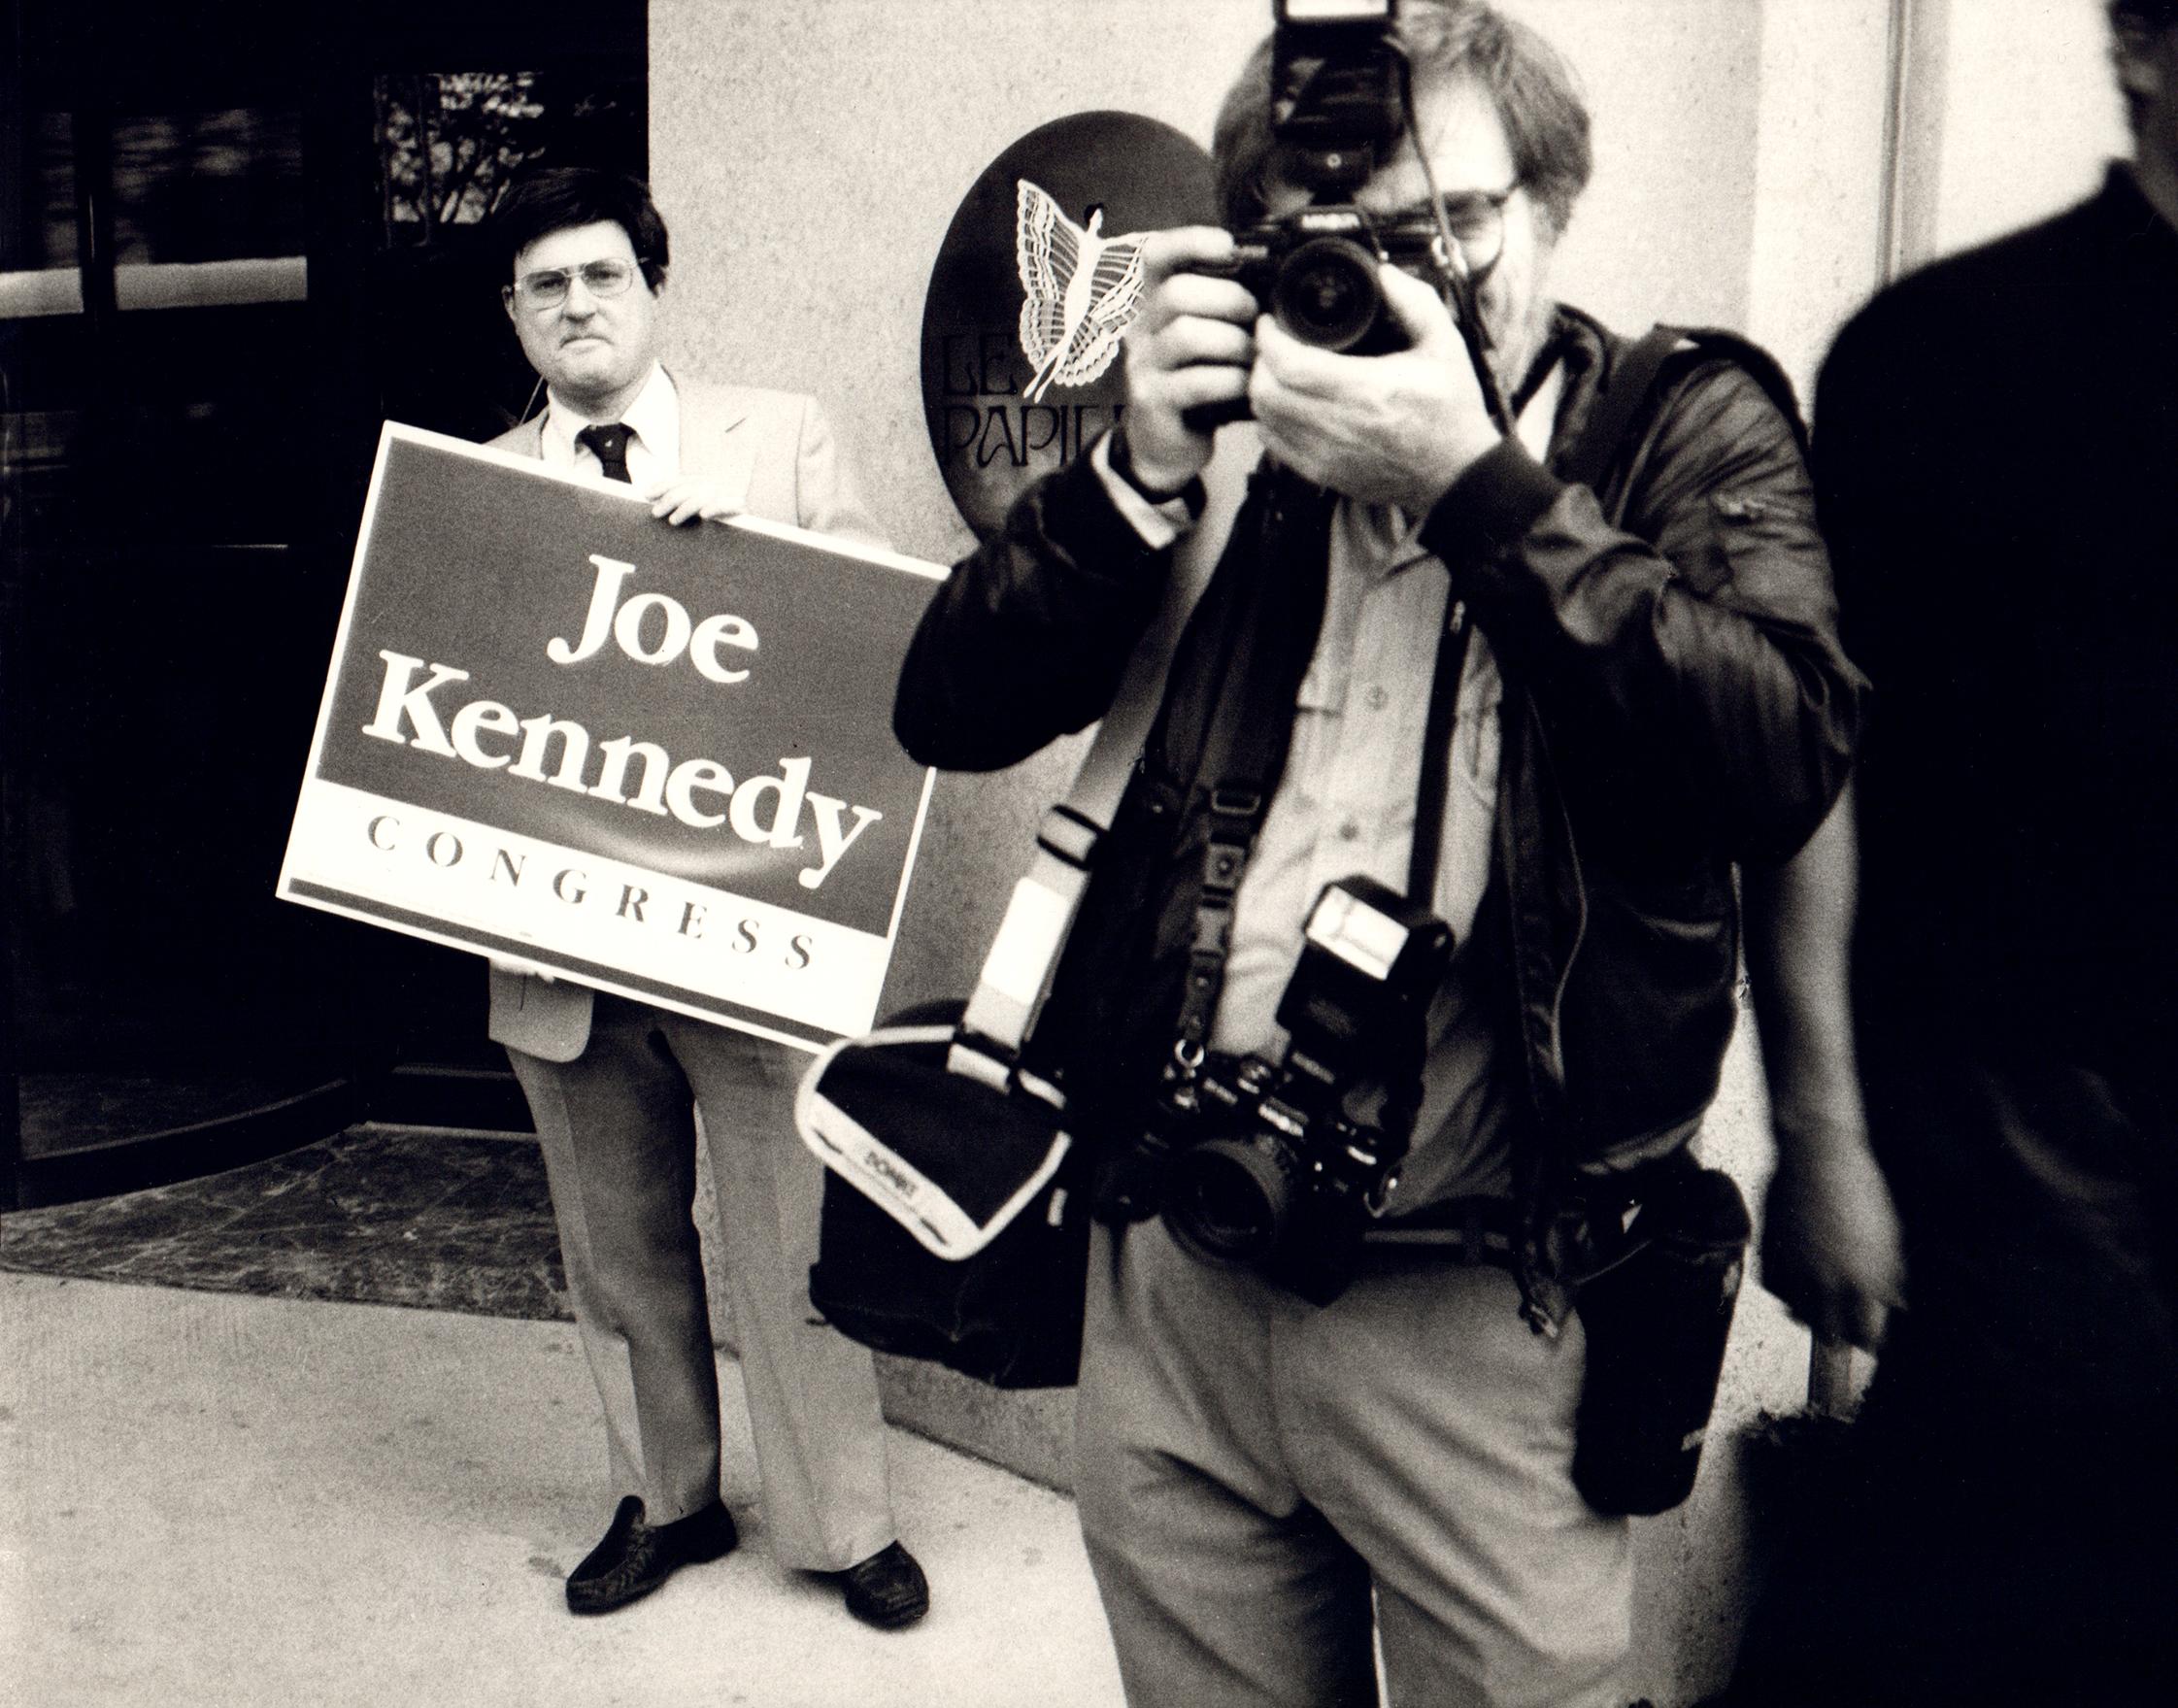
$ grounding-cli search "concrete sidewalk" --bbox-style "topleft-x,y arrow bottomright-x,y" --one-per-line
0,1273 -> 1125,1708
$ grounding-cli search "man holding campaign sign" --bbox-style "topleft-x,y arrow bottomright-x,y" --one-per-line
279,169 -> 934,1628
481,168 -> 931,1629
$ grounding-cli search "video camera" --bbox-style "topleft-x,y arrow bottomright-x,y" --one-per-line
1099,875 -> 1454,1307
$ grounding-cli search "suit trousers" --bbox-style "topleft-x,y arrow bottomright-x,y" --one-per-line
1074,1218 -> 1629,1708
507,992 -> 896,1571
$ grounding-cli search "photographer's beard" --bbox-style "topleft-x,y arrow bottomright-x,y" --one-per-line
1473,227 -> 1560,416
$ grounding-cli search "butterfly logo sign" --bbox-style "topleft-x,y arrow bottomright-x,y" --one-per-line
1015,180 -> 1149,404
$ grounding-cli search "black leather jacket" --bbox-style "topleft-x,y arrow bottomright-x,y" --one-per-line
895,310 -> 1865,1295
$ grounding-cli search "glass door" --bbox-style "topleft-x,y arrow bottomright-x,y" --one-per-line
2,0 -> 645,1205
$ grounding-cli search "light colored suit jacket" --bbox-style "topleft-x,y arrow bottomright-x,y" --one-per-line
485,373 -> 887,1063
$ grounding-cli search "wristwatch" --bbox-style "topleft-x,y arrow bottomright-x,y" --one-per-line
1108,424 -> 1207,518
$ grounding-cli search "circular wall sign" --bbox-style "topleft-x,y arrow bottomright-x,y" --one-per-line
920,111 -> 1219,539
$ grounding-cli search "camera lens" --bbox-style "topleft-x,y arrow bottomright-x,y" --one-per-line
1164,1137 -> 1293,1265
1270,236 -> 1385,352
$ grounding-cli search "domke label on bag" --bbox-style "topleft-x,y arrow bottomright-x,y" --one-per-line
278,423 -> 944,1052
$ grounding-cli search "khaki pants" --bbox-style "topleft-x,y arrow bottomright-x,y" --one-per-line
1075,1218 -> 1628,1708
509,993 -> 895,1571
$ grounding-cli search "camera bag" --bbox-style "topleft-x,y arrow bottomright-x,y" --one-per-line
797,997 -> 1092,1388
1569,1155 -> 1753,1515
797,447 -> 1229,1387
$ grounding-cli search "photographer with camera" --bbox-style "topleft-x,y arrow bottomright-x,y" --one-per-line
896,4 -> 1862,1702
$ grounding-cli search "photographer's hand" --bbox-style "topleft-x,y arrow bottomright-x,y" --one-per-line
1251,264 -> 1502,511
1118,228 -> 1258,494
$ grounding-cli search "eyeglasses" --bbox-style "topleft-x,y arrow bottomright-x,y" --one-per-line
1434,183 -> 1520,275
505,258 -> 641,312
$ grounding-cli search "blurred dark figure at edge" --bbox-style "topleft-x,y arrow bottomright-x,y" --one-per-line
1726,4 -> 2178,1703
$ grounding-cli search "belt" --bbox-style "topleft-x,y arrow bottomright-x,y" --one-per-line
1364,1194 -> 1522,1268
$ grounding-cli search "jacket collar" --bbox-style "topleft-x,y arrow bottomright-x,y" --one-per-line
672,372 -> 750,452
506,365 -> 750,461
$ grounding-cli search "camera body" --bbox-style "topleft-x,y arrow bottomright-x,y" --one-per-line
1203,206 -> 1451,358
1185,1 -> 1467,428
1126,875 -> 1454,1307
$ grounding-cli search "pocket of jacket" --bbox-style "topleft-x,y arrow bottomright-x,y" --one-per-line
1696,487 -> 1826,607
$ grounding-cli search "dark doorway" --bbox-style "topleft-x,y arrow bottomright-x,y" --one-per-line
2,0 -> 647,1206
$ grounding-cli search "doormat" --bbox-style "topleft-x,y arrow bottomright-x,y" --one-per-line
0,1125 -> 569,1322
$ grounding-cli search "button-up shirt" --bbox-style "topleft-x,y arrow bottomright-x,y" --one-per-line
1097,367 -> 1563,1208
1209,497 -> 1513,1207
539,363 -> 682,486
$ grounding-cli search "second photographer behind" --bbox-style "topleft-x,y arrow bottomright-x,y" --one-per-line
895,3 -> 1863,1704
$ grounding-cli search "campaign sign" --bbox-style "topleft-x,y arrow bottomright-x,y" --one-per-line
278,423 -> 944,1052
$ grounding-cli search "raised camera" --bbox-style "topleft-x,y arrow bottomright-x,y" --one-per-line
1201,205 -> 1450,357
1186,1 -> 1451,427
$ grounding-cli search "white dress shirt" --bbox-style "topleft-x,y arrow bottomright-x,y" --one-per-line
539,363 -> 683,486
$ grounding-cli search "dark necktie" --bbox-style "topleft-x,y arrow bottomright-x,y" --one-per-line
576,421 -> 634,484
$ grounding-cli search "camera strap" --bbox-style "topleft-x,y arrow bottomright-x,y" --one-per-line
1171,505 -> 1475,1063
948,439 -> 1252,1090
1168,485 -> 1337,1064
1407,596 -> 1473,905
1558,324 -> 1690,495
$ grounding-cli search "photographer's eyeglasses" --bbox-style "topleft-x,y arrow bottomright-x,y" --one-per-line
1434,183 -> 1518,277
505,258 -> 642,313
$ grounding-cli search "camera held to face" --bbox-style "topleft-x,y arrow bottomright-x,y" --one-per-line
1122,875 -> 1454,1307
1186,0 -> 1492,428
1242,1 -> 1418,363
1201,205 -> 1454,358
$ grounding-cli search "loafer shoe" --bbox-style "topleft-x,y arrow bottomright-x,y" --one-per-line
565,1495 -> 738,1615
838,1540 -> 930,1629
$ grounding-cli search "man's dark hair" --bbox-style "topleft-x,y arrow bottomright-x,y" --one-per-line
2112,0 -> 2178,139
1213,0 -> 1592,238
2112,0 -> 2178,28
493,167 -> 671,291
